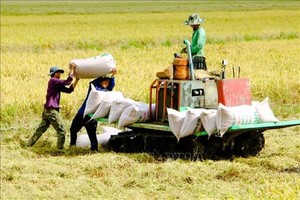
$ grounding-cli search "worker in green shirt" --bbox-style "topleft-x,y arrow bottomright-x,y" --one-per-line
182,13 -> 207,70
156,13 -> 207,79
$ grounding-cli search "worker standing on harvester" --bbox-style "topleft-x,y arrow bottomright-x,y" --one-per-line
181,13 -> 207,70
156,13 -> 207,79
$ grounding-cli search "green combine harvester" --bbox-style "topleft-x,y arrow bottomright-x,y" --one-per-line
102,41 -> 300,160
101,83 -> 300,160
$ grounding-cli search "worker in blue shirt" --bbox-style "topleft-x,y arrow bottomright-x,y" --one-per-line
70,69 -> 117,152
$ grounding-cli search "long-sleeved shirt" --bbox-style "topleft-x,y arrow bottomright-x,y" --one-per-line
191,27 -> 206,57
78,77 -> 115,115
44,75 -> 74,110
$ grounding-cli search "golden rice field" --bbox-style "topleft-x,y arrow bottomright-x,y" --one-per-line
1,1 -> 300,200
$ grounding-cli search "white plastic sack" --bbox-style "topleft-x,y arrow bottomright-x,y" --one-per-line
108,98 -> 137,124
254,97 -> 279,123
216,103 -> 259,137
97,127 -> 120,147
71,53 -> 116,79
97,133 -> 112,147
200,109 -> 217,137
167,108 -> 187,141
179,108 -> 204,139
76,134 -> 90,148
251,100 -> 260,107
83,85 -> 108,117
76,126 -> 121,148
117,102 -> 151,128
92,91 -> 124,119
101,126 -> 122,134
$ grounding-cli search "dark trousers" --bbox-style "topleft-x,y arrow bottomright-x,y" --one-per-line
193,56 -> 207,70
70,113 -> 98,151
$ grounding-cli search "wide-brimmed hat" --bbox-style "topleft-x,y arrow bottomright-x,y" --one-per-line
184,14 -> 206,25
48,66 -> 64,76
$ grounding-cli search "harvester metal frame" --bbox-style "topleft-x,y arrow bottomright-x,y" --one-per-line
99,39 -> 300,160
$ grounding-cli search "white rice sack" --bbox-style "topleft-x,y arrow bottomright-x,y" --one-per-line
97,129 -> 119,147
117,102 -> 150,128
97,133 -> 112,147
92,91 -> 124,119
71,53 -> 116,79
108,98 -> 137,124
255,97 -> 279,123
200,109 -> 217,137
167,108 -> 187,141
101,126 -> 122,134
251,100 -> 260,107
83,84 -> 107,117
216,103 -> 259,136
76,134 -> 90,148
179,108 -> 204,139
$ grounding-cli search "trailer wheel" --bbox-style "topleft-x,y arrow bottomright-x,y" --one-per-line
192,137 -> 205,161
192,136 -> 225,160
232,131 -> 265,157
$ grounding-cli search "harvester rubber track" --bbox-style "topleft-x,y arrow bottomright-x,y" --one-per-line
107,128 -> 265,160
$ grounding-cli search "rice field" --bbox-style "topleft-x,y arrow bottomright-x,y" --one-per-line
1,1 -> 300,200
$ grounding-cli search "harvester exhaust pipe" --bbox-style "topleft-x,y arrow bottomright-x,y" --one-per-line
221,59 -> 228,79
183,39 -> 195,80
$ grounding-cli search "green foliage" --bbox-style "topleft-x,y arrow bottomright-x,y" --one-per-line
1,8 -> 300,126
1,1 -> 300,16
1,104 -> 18,126
161,39 -> 172,47
1,127 -> 299,199
121,39 -> 155,50
77,40 -> 104,51
271,31 -> 299,40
